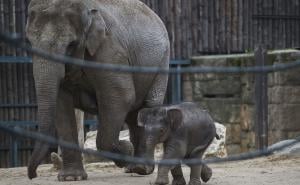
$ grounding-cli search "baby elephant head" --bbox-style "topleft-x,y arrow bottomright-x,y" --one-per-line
138,107 -> 183,143
132,107 -> 183,175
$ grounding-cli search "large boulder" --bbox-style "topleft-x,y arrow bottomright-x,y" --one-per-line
83,122 -> 227,163
204,122 -> 227,158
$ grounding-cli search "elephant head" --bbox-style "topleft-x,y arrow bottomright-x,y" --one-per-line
131,107 -> 183,175
26,0 -> 106,179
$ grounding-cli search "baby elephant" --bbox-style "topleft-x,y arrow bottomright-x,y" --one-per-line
137,102 -> 218,185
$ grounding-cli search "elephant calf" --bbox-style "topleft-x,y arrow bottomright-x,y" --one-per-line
136,102 -> 218,185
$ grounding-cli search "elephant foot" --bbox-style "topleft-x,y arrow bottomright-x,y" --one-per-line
124,164 -> 135,173
188,179 -> 201,185
172,177 -> 186,185
58,168 -> 88,181
113,140 -> 134,168
155,176 -> 169,185
129,164 -> 155,175
201,165 -> 212,182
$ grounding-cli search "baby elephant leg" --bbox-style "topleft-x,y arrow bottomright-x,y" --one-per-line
201,164 -> 212,183
188,165 -> 202,185
171,165 -> 186,185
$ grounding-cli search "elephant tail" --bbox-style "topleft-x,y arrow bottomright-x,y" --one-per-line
28,141 -> 50,179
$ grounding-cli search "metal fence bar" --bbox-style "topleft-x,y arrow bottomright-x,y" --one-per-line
254,45 -> 269,150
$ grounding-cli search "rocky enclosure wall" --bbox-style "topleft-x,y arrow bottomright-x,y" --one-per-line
183,50 -> 300,154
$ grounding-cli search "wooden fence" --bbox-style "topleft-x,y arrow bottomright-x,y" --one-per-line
142,0 -> 300,58
0,0 -> 300,168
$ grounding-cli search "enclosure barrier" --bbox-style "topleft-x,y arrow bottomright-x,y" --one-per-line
1,31 -> 300,166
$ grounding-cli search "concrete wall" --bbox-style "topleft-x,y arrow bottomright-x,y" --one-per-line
183,50 -> 300,154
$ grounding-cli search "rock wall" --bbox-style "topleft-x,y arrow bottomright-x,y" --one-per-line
183,50 -> 300,154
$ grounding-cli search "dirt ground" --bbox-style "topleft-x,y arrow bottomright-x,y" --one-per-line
0,155 -> 300,185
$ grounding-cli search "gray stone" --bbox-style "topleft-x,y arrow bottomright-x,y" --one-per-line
225,124 -> 241,144
240,131 -> 256,152
198,99 -> 241,123
268,104 -> 300,131
268,130 -> 288,145
193,78 -> 241,98
268,86 -> 300,104
204,122 -> 227,158
226,144 -> 242,155
240,104 -> 255,131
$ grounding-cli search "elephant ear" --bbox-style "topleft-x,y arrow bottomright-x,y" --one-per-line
167,108 -> 183,130
86,9 -> 106,56
137,109 -> 150,127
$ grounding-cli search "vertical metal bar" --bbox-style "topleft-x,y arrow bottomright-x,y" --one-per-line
254,45 -> 268,150
10,128 -> 18,167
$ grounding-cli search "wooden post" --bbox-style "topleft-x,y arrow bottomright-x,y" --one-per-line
254,45 -> 268,150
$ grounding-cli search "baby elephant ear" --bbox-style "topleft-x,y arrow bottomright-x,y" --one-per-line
167,109 -> 183,130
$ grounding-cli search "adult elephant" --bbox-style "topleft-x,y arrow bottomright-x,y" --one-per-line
26,0 -> 170,181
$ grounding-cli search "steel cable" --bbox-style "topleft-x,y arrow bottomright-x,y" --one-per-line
1,32 -> 300,74
0,124 -> 299,166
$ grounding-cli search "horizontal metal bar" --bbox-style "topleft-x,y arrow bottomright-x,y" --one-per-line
0,121 -> 37,126
253,15 -> 300,20
0,56 -> 32,63
0,104 -> 37,108
0,146 -> 33,151
0,57 -> 190,66
170,60 -> 191,65
0,120 -> 97,126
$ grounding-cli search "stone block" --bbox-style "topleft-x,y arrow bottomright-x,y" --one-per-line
268,130 -> 287,145
225,124 -> 241,144
287,131 -> 300,139
268,86 -> 300,104
272,69 -> 300,85
240,104 -> 255,131
226,144 -> 242,155
198,99 -> 241,123
192,78 -> 241,98
182,80 -> 193,101
241,85 -> 255,104
268,104 -> 300,131
240,132 -> 256,152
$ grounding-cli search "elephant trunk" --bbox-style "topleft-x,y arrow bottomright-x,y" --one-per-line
131,137 -> 156,175
28,55 -> 65,179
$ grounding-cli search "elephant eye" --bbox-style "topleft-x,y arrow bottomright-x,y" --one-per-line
159,127 -> 164,134
66,41 -> 78,56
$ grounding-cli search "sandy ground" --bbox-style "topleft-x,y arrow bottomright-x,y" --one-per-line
0,155 -> 300,185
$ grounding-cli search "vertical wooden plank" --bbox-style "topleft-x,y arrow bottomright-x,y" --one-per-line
238,0 -> 243,52
220,0 -> 226,53
186,0 -> 193,57
231,0 -> 238,52
215,0 -> 220,53
226,0 -> 232,53
197,0 -> 204,53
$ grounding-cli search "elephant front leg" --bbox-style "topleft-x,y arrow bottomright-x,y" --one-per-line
94,75 -> 135,168
56,88 -> 87,181
155,140 -> 186,185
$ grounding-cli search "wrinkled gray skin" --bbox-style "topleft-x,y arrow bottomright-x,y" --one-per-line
137,102 -> 217,185
26,0 -> 169,181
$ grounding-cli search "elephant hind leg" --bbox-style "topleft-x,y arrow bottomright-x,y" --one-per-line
56,88 -> 87,181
